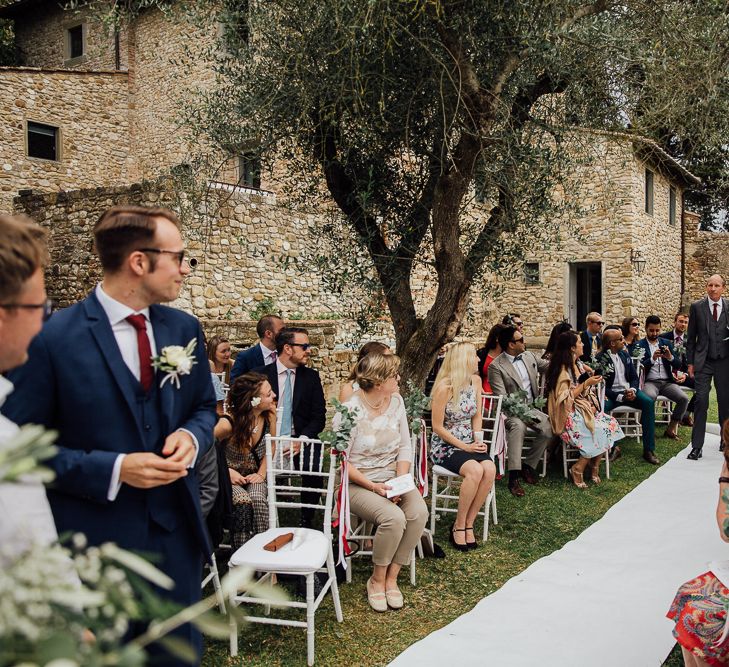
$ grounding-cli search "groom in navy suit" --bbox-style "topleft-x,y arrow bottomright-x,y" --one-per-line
3,206 -> 217,664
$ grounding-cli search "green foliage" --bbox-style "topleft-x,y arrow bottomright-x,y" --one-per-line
591,354 -> 615,378
249,297 -> 277,321
319,398 -> 359,453
403,381 -> 429,436
501,390 -> 546,425
0,424 -> 57,483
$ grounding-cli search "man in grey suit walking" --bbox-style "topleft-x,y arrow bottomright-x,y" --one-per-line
686,274 -> 729,459
488,326 -> 552,496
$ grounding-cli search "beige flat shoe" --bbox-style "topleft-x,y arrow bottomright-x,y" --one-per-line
366,578 -> 388,613
385,588 -> 404,609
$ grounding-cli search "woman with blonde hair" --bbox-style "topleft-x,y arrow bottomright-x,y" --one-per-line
338,352 -> 428,612
430,342 -> 496,551
338,341 -> 392,402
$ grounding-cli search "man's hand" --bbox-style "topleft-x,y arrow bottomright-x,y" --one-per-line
652,349 -> 663,360
624,389 -> 636,401
688,364 -> 695,379
162,431 -> 196,467
120,453 -> 188,489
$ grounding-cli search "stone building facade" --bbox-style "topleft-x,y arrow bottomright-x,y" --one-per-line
1,0 -> 722,385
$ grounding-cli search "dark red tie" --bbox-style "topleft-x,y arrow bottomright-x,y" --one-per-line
714,303 -> 719,322
126,314 -> 153,392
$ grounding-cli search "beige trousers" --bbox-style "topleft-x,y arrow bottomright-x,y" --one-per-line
348,485 -> 429,566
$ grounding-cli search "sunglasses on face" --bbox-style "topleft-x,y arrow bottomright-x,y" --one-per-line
289,342 -> 312,351
138,248 -> 192,268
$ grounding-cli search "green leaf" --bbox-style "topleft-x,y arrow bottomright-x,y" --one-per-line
100,543 -> 175,590
156,636 -> 198,664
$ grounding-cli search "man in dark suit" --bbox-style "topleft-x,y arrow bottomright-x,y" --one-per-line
3,206 -> 217,664
597,329 -> 658,464
637,314 -> 689,440
487,326 -> 552,497
230,313 -> 283,382
256,326 -> 326,526
579,311 -> 604,363
662,312 -> 695,426
686,274 -> 729,459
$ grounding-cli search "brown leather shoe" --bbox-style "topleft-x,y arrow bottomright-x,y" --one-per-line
663,430 -> 680,441
681,415 -> 694,427
508,481 -> 526,497
642,451 -> 660,465
521,466 -> 539,485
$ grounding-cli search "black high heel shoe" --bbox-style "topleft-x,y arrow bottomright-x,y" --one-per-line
465,526 -> 478,550
449,523 -> 469,552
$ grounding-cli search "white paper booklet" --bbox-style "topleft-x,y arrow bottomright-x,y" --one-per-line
709,560 -> 729,588
386,474 -> 416,498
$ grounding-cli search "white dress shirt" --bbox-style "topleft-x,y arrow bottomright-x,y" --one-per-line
646,340 -> 668,382
709,298 -> 723,320
95,284 -> 198,501
507,353 -> 534,400
609,351 -> 629,401
260,342 -> 277,365
0,375 -> 61,564
672,330 -> 684,346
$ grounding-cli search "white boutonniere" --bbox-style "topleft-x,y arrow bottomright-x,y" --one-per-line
152,338 -> 197,388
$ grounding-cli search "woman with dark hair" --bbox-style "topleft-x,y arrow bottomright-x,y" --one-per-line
339,341 -> 392,402
545,331 -> 623,488
477,323 -> 505,394
621,317 -> 641,355
207,335 -> 232,385
543,320 -> 573,360
223,372 -> 277,550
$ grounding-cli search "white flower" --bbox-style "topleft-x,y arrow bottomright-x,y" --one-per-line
151,338 -> 197,389
162,346 -> 186,366
251,396 -> 262,408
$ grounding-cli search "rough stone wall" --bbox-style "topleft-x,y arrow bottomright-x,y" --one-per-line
685,212 -> 729,303
0,67 -> 131,211
12,4 -> 128,71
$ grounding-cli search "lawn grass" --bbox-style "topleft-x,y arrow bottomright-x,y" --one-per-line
204,418 -> 710,666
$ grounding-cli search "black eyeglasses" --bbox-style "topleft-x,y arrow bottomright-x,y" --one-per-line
138,248 -> 191,267
289,342 -> 312,351
0,298 -> 53,321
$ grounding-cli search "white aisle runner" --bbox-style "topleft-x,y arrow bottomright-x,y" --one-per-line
391,432 -> 728,667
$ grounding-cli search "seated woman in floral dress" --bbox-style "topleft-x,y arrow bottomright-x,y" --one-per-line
545,331 -> 623,488
667,421 -> 729,667
338,352 -> 428,613
430,342 -> 496,551
223,372 -> 277,550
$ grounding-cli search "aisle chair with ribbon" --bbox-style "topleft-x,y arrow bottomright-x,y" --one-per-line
429,394 -> 501,542
344,419 -> 430,586
228,435 -> 343,667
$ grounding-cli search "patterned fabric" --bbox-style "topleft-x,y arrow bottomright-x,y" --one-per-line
225,423 -> 269,551
430,385 -> 477,465
561,409 -> 624,458
667,571 -> 729,666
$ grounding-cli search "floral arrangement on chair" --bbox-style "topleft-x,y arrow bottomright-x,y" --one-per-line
501,390 -> 546,426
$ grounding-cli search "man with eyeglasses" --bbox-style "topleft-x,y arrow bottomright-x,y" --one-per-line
488,325 -> 552,497
579,312 -> 604,363
256,326 -> 326,526
502,313 -> 524,332
3,205 -> 217,664
0,214 -> 64,562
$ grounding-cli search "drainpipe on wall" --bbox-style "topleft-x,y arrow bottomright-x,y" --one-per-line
114,30 -> 121,71
680,192 -> 686,312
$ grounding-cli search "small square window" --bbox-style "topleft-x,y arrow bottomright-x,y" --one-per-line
645,169 -> 654,215
524,262 -> 540,285
669,186 -> 677,226
27,122 -> 59,161
238,152 -> 261,188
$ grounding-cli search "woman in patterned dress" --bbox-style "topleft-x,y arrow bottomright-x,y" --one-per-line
224,372 -> 277,551
545,331 -> 623,488
430,342 -> 496,551
667,421 -> 729,667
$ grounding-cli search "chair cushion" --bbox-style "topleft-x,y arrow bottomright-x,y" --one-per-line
610,405 -> 641,414
228,527 -> 329,573
432,464 -> 459,478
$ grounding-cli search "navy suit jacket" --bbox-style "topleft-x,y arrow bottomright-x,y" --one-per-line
579,330 -> 602,363
2,291 -> 217,557
595,349 -> 639,401
256,363 -> 326,439
230,343 -> 265,383
637,337 -> 681,381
